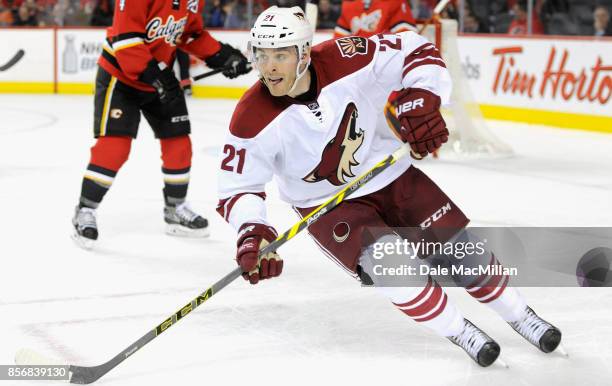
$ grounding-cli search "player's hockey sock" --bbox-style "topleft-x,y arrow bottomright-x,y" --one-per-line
359,234 -> 464,337
462,253 -> 526,321
448,230 -> 528,323
160,135 -> 192,206
382,279 -> 465,337
79,136 -> 132,208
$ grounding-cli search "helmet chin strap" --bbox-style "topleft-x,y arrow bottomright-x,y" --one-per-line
287,56 -> 311,96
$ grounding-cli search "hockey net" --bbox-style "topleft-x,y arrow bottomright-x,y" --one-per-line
417,19 -> 513,159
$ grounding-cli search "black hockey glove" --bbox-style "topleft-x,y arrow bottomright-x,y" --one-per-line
139,60 -> 182,105
205,43 -> 251,79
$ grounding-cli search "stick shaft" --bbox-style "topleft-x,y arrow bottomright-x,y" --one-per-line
69,144 -> 411,384
192,67 -> 225,81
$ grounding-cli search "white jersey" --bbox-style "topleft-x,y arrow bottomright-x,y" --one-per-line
217,32 -> 451,230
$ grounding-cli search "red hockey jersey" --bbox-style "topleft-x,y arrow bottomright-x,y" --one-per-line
334,0 -> 416,38
99,0 -> 221,91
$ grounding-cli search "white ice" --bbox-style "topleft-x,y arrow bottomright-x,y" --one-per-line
0,94 -> 611,386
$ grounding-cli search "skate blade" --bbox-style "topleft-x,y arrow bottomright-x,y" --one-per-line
556,344 -> 569,357
496,357 -> 509,368
165,224 -> 210,238
71,232 -> 95,250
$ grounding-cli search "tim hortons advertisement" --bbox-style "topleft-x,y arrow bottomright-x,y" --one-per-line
0,29 -> 54,84
456,36 -> 611,117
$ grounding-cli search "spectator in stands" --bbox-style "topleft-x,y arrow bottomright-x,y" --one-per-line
462,0 -> 488,33
593,5 -> 612,37
507,0 -> 545,14
207,0 -> 226,27
32,0 -> 56,26
412,0 -> 432,19
507,0 -> 544,35
317,0 -> 339,29
12,2 -> 37,25
0,2 -> 14,26
223,0 -> 245,28
90,0 -> 113,26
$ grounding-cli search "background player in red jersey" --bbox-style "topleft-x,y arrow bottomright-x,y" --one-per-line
333,0 -> 416,38
71,0 -> 251,248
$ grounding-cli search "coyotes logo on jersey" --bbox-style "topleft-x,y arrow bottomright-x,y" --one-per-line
336,37 -> 369,58
303,103 -> 364,186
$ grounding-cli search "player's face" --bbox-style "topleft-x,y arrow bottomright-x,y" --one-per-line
254,47 -> 300,96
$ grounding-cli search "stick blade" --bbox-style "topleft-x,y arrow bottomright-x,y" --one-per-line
15,348 -> 68,366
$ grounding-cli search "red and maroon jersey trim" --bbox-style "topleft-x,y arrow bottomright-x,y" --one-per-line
402,42 -> 446,78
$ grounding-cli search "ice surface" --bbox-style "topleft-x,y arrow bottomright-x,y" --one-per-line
0,95 -> 611,386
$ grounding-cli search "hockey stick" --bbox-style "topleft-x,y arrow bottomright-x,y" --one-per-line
191,67 -> 225,81
0,49 -> 25,71
16,144 -> 412,384
192,64 -> 253,82
417,0 -> 451,34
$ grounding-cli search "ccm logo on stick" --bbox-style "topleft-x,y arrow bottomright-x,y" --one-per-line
396,98 -> 424,115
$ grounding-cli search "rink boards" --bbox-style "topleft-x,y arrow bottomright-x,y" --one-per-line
0,28 -> 610,132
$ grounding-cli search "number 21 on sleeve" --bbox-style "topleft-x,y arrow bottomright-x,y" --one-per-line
221,144 -> 246,174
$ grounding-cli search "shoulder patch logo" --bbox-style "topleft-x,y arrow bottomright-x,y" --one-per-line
335,37 -> 368,58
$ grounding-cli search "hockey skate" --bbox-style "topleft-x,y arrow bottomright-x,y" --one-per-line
448,319 -> 501,367
509,306 -> 562,354
72,206 -> 98,249
164,202 -> 209,237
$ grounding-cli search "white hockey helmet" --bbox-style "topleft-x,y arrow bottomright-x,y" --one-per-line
248,6 -> 313,61
248,6 -> 313,93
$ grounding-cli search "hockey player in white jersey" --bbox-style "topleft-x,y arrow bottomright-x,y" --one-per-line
217,6 -> 563,366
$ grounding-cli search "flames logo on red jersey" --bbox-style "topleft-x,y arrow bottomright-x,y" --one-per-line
303,103 -> 364,186
350,9 -> 382,33
335,37 -> 369,58
145,16 -> 188,45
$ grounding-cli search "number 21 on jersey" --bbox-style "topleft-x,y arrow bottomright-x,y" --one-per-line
221,144 -> 246,174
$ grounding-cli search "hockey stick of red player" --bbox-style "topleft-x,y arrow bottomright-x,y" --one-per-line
15,143 -> 412,384
191,67 -> 226,81
192,63 -> 253,82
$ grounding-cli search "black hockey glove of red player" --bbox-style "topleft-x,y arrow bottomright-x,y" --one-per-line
205,43 -> 251,79
140,60 -> 182,105
236,223 -> 283,285
395,88 -> 449,158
